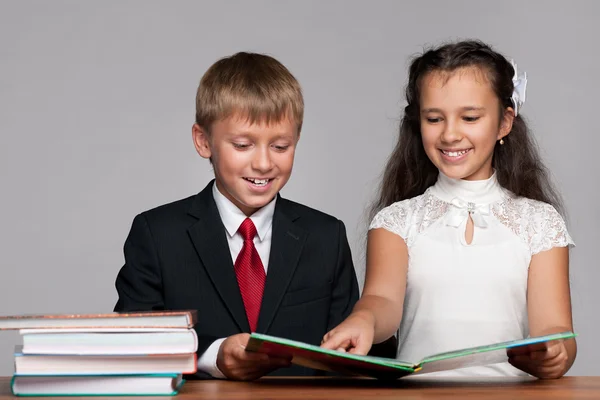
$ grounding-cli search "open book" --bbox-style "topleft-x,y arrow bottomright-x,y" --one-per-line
245,331 -> 576,379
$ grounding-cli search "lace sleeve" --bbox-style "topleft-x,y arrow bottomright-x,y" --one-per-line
531,204 -> 575,255
369,201 -> 410,240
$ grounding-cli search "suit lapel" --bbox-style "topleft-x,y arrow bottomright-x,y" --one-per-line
187,182 -> 250,332
257,197 -> 307,333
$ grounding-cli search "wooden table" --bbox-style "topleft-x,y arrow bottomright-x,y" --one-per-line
2,376 -> 599,399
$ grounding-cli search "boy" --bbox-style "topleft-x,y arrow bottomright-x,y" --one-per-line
113,52 -> 361,380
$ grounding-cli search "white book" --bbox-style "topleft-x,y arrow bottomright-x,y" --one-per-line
20,329 -> 198,355
14,346 -> 197,375
20,327 -> 190,333
11,374 -> 184,396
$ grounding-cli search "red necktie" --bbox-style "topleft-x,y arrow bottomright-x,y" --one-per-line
234,218 -> 266,332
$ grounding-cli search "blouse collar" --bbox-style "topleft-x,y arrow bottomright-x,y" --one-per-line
429,170 -> 505,205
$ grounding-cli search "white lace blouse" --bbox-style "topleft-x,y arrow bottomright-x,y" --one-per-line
369,172 -> 575,376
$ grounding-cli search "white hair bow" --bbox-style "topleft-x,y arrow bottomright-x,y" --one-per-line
510,60 -> 527,117
445,198 -> 491,228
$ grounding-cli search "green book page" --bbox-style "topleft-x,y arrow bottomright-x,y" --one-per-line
415,331 -> 577,375
247,333 -> 416,378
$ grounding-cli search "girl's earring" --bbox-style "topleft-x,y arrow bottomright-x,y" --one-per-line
499,139 -> 505,145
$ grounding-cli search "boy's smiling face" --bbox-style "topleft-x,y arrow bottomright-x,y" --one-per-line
193,114 -> 299,216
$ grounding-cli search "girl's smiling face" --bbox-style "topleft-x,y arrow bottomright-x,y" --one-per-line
419,67 -> 513,181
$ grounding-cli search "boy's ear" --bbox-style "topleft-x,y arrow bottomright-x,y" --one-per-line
192,124 -> 212,159
498,107 -> 515,141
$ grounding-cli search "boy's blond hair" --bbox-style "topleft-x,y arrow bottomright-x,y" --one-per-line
195,52 -> 304,133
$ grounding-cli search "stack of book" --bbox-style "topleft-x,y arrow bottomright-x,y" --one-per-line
0,310 -> 198,396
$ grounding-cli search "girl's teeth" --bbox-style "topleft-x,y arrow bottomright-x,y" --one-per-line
445,150 -> 468,157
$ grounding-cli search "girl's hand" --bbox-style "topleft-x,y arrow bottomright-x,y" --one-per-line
320,311 -> 375,355
508,340 -> 569,379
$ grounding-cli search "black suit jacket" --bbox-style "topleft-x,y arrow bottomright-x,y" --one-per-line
113,181 -> 361,378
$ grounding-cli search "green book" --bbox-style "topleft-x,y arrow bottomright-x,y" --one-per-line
246,331 -> 577,379
11,374 -> 184,396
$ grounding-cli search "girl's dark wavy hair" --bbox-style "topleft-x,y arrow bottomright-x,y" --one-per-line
370,40 -> 564,220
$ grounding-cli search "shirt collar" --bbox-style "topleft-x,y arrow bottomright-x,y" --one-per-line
212,182 -> 276,241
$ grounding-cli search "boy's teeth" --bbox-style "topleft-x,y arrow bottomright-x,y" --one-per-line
247,178 -> 269,186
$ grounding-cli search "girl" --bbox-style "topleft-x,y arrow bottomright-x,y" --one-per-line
322,40 -> 576,379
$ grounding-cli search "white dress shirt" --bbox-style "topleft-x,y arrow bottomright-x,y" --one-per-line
197,182 -> 276,378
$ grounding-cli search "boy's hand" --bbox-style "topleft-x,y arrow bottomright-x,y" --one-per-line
216,333 -> 291,381
508,340 -> 569,379
320,311 -> 375,355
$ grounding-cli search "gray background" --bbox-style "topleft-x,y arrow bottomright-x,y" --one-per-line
0,0 -> 598,377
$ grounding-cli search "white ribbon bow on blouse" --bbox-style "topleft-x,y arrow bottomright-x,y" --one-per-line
445,198 -> 491,228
